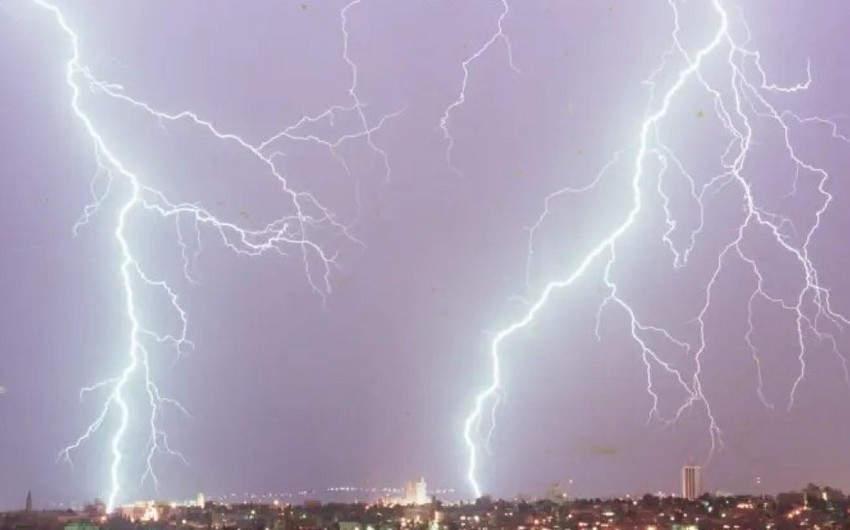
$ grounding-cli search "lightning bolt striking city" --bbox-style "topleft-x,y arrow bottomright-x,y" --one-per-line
28,0 -> 398,512
19,0 -> 850,509
462,0 -> 850,498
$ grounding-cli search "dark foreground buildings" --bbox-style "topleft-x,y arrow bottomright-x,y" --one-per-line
4,483 -> 850,530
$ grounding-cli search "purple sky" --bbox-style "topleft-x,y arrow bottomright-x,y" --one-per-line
2,0 -> 850,511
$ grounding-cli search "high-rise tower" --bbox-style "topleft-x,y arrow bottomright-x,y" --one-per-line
404,478 -> 428,505
682,465 -> 701,500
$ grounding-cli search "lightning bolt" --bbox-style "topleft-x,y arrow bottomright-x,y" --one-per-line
28,0 -> 399,512
439,0 -> 520,177
463,0 -> 849,498
340,0 -> 393,185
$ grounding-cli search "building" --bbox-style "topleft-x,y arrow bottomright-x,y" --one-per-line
682,465 -> 701,500
82,499 -> 106,517
117,501 -> 164,522
25,491 -> 32,513
544,483 -> 568,504
404,478 -> 428,506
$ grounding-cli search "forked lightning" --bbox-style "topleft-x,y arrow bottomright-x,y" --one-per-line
463,0 -> 849,498
29,0 -> 398,511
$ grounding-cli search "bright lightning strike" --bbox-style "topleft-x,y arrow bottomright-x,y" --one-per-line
29,0 -> 398,512
463,0 -> 849,498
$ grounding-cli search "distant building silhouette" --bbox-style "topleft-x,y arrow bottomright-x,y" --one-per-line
83,498 -> 107,517
404,478 -> 428,505
544,483 -> 568,504
682,465 -> 701,500
25,490 -> 32,512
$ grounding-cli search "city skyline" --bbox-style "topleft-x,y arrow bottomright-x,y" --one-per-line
3,471 -> 830,515
0,468 -> 715,512
7,483 -> 849,530
3,0 -> 850,513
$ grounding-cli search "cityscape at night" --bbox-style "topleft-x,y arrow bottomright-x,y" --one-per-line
3,0 -> 850,529
6,476 -> 850,530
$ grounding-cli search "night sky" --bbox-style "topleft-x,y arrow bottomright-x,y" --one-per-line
2,0 -> 850,512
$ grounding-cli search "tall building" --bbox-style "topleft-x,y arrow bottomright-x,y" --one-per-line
404,478 -> 428,505
682,465 -> 701,500
544,483 -> 568,504
25,490 -> 32,512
